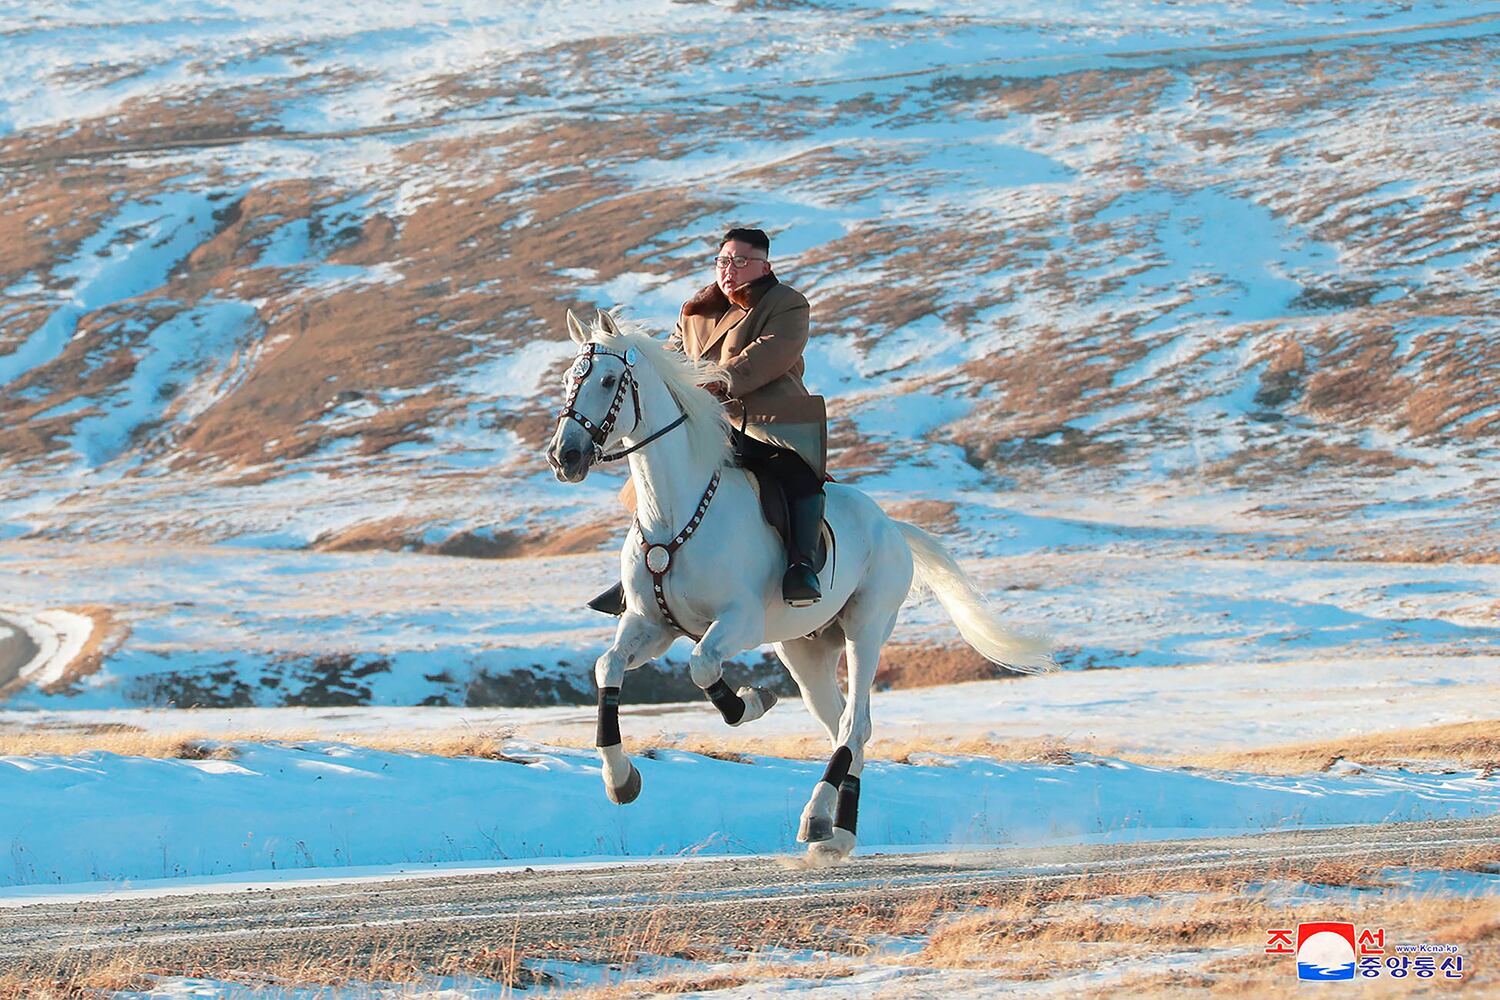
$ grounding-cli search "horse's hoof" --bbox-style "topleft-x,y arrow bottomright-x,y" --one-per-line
808,828 -> 856,864
799,814 -> 833,843
733,686 -> 777,725
605,763 -> 641,805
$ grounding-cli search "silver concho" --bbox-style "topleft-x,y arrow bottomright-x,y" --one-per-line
623,347 -> 639,366
570,355 -> 593,382
644,545 -> 672,574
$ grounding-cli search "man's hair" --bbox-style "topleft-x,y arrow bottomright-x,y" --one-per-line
720,228 -> 770,255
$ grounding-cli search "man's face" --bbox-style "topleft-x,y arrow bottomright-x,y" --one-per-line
714,239 -> 770,297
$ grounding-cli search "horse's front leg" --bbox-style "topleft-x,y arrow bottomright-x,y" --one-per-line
595,611 -> 674,804
689,603 -> 775,727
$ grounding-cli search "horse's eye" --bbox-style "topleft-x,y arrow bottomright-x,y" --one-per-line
601,375 -> 616,389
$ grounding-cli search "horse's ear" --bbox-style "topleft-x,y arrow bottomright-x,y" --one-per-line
565,309 -> 588,346
597,309 -> 621,338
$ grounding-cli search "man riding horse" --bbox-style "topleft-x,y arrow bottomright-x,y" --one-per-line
589,227 -> 828,614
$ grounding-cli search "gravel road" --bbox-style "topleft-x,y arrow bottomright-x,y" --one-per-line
3,817 -> 1495,979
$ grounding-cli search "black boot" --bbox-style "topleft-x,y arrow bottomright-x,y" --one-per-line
587,581 -> 627,616
782,491 -> 825,607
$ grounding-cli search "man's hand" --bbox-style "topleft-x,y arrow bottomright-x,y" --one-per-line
704,381 -> 729,400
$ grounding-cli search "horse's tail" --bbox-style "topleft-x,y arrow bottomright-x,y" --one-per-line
895,521 -> 1056,674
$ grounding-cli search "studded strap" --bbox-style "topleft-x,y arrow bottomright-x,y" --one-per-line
635,469 -> 720,640
558,343 -> 641,452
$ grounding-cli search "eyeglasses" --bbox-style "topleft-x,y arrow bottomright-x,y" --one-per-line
713,254 -> 768,270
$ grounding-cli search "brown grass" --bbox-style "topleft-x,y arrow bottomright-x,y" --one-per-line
2,925 -> 546,997
918,883 -> 1499,993
0,729 -> 245,760
9,718 -> 1498,783
875,641 -> 1025,688
564,961 -> 864,1000
1094,894 -> 1500,998
0,725 -> 1096,767
46,604 -> 128,693
503,857 -> 1500,996
0,953 -> 153,1000
311,518 -> 614,559
4,846 -> 1495,998
1337,544 -> 1500,565
1171,719 -> 1500,775
625,732 -> 1085,768
881,499 -> 960,534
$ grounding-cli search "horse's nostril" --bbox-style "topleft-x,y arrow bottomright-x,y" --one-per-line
562,447 -> 582,467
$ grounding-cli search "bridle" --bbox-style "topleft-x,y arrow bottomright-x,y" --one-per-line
557,342 -> 687,463
557,339 -> 719,639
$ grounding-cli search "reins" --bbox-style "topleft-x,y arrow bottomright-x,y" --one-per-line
599,413 -> 686,462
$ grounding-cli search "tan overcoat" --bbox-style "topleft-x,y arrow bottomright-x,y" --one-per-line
673,275 -> 827,478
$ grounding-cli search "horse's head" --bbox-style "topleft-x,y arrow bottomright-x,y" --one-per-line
547,309 -> 641,483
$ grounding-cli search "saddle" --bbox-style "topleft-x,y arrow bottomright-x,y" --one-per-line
742,465 -> 831,575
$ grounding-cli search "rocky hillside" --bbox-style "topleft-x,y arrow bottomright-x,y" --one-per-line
0,2 -> 1496,707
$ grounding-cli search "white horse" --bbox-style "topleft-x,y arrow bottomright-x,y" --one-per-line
546,310 -> 1051,863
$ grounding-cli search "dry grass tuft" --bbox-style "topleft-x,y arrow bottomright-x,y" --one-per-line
919,888 -> 1500,986
626,732 -> 1086,768
567,961 -> 862,999
0,730 -> 242,760
1173,719 -> 1500,774
1110,895 -> 1500,998
5,717 -> 1497,794
5,849 -> 1496,999
568,860 -> 1500,997
0,954 -> 153,1000
1,927 -> 551,997
1437,845 -> 1500,874
0,726 -> 1098,768
0,728 -> 525,762
171,739 -> 241,761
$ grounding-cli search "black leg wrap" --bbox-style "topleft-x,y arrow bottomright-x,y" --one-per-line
705,678 -> 745,725
821,745 -> 853,788
596,686 -> 622,747
835,776 -> 860,835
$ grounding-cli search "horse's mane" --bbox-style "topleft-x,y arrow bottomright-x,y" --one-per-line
590,313 -> 732,471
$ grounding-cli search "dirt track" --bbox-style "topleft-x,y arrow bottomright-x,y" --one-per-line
3,817 -> 1495,978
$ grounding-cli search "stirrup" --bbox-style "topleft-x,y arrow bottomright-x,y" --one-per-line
783,564 -> 821,607
587,581 -> 627,616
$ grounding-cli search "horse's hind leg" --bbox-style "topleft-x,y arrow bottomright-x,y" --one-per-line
811,600 -> 903,864
595,612 -> 674,804
690,602 -> 776,726
775,628 -> 848,844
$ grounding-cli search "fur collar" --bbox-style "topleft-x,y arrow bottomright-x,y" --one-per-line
682,272 -> 779,318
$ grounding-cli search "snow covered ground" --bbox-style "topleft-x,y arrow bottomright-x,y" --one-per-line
0,2 -> 1497,994
2,735 -> 1497,891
